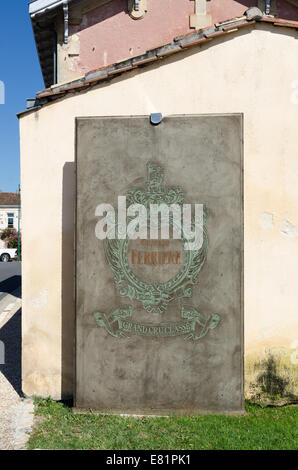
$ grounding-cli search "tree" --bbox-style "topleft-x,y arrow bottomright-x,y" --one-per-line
0,228 -> 16,241
0,228 -> 21,256
6,231 -> 19,249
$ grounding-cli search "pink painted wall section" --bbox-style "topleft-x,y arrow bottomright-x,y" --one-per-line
71,0 -> 194,74
68,0 -> 298,77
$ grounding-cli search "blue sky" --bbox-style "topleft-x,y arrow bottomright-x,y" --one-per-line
0,1 -> 44,192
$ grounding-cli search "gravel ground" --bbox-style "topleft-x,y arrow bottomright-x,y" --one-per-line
0,290 -> 34,450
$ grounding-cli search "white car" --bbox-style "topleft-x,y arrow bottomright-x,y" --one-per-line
0,248 -> 17,262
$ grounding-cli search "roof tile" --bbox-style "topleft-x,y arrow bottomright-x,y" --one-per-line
180,37 -> 211,49
0,193 -> 18,206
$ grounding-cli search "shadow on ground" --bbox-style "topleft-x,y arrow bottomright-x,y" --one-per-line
0,309 -> 23,397
0,276 -> 22,299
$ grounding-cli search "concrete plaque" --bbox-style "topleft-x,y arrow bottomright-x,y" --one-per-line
76,115 -> 243,414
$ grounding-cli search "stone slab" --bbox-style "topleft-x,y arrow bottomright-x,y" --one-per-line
75,115 -> 244,414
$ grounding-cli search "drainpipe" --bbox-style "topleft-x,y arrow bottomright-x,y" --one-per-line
63,1 -> 69,44
265,0 -> 271,14
53,30 -> 57,85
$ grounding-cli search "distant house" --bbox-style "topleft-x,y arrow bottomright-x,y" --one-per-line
0,192 -> 20,248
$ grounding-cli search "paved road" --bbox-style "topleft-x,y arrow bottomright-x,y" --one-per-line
0,262 -> 32,450
0,262 -> 21,302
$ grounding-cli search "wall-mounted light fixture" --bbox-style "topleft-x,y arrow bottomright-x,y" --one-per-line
150,113 -> 163,126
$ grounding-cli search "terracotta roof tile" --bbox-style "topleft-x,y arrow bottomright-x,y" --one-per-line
108,65 -> 134,76
132,55 -> 159,66
223,21 -> 256,31
156,44 -> 182,57
180,37 -> 212,49
204,29 -> 233,39
0,193 -> 19,206
273,19 -> 298,28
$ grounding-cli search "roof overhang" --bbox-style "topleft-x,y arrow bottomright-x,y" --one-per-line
29,0 -> 107,88
29,0 -> 73,18
30,1 -> 65,88
30,0 -> 83,87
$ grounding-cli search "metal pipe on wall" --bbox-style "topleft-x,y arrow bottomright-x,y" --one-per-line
265,0 -> 271,15
53,31 -> 57,85
63,0 -> 69,44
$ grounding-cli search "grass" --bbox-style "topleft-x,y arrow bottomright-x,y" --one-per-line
27,398 -> 298,450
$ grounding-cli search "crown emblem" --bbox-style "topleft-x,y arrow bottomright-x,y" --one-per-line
126,162 -> 185,208
94,162 -> 221,341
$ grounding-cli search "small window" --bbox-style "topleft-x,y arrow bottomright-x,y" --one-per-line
7,213 -> 14,228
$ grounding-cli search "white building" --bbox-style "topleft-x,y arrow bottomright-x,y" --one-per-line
0,192 -> 20,248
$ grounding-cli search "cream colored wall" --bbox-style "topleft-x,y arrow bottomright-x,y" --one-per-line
20,24 -> 298,401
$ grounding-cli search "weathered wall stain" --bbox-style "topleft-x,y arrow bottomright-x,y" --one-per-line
259,212 -> 274,230
257,354 -> 289,396
280,219 -> 298,239
246,349 -> 298,406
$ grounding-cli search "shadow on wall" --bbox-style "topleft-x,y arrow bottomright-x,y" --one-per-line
71,0 -> 128,34
0,309 -> 23,397
74,0 -> 256,35
61,162 -> 76,401
210,0 -> 298,22
71,0 -> 298,38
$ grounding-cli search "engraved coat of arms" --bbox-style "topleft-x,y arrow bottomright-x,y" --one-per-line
94,163 -> 220,341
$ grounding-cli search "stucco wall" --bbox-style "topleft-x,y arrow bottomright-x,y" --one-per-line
20,24 -> 298,402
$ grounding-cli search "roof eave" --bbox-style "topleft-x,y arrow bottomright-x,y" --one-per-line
29,0 -> 67,18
